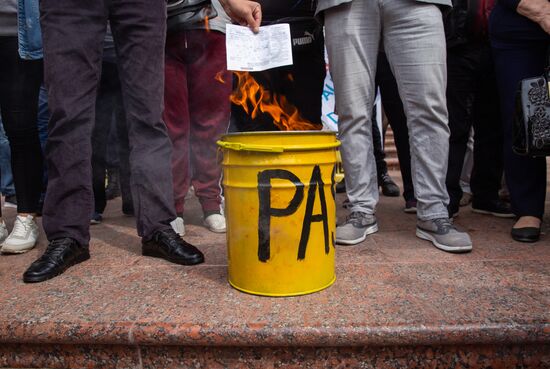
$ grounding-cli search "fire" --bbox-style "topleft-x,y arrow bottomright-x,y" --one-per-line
204,16 -> 210,32
215,71 -> 226,84
230,72 -> 320,131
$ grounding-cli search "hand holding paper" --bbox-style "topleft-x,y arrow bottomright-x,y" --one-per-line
219,0 -> 262,32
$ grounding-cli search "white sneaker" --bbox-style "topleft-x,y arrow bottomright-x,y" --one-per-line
170,217 -> 186,237
0,221 -> 9,246
1,215 -> 39,254
203,213 -> 226,233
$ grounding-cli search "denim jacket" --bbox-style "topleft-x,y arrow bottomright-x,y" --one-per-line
17,0 -> 43,59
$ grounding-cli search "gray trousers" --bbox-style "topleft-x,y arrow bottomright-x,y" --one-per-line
325,0 -> 450,220
40,0 -> 176,245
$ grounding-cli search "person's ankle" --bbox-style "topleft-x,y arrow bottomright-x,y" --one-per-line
514,216 -> 541,229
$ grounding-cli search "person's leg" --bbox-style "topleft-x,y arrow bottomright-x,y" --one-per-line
492,40 -> 548,241
187,30 -> 231,220
109,0 -> 204,266
382,0 -> 450,221
109,0 -> 177,238
372,104 -> 400,198
325,1 -> 380,215
92,62 -> 118,217
376,52 -> 415,204
39,0 -> 107,246
324,0 -> 381,245
163,31 -> 191,219
470,44 -> 510,215
0,36 -> 44,254
0,37 -> 43,216
21,1 -> 107,282
444,45 -> 477,217
382,0 -> 471,252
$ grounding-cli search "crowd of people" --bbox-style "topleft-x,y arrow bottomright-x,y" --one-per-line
0,0 -> 548,283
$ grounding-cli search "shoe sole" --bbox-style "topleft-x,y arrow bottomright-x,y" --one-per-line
416,229 -> 472,253
403,208 -> 417,214
472,208 -> 515,218
511,235 -> 540,243
90,220 -> 102,225
336,223 -> 379,246
142,248 -> 204,265
23,252 -> 91,283
1,240 -> 38,254
203,223 -> 226,233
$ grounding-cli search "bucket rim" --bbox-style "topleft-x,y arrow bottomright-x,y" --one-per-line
218,131 -> 340,153
221,131 -> 337,139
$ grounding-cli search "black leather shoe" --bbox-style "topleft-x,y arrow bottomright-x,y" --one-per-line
379,173 -> 400,197
511,227 -> 541,243
142,228 -> 204,265
23,238 -> 90,283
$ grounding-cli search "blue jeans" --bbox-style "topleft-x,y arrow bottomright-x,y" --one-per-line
0,120 -> 15,197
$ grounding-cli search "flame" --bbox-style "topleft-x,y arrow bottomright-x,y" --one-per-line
204,16 -> 210,32
230,72 -> 320,131
215,71 -> 226,84
287,73 -> 294,82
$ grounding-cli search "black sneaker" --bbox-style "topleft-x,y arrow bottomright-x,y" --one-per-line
472,199 -> 514,218
379,173 -> 400,197
142,228 -> 204,265
23,238 -> 90,283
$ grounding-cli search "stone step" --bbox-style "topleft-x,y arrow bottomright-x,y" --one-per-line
0,191 -> 549,368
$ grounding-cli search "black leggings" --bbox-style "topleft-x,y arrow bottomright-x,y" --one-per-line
0,37 -> 44,215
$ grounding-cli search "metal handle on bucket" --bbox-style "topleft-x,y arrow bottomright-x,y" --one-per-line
217,141 -> 340,153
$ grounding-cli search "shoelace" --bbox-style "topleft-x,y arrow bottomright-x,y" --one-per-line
42,238 -> 70,257
433,218 -> 455,232
346,211 -> 371,225
11,217 -> 30,238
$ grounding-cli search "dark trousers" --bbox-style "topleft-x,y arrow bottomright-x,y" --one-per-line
92,62 -> 132,214
446,43 -> 503,215
376,52 -> 415,202
491,39 -> 549,218
0,37 -> 44,215
40,0 -> 176,245
164,30 -> 231,215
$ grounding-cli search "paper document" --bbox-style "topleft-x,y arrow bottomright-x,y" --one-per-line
226,24 -> 293,72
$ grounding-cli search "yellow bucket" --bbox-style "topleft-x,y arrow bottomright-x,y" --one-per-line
217,131 -> 340,297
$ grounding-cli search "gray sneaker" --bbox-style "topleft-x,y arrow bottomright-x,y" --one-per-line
336,212 -> 378,245
416,218 -> 472,253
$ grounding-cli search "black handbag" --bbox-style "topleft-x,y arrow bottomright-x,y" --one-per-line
512,52 -> 550,157
166,0 -> 218,35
